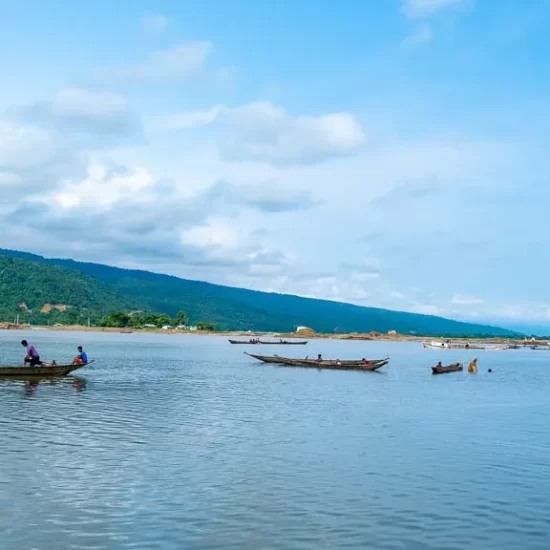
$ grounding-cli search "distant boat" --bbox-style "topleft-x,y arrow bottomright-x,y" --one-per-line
120,330 -> 133,334
423,341 -> 506,351
229,339 -> 308,345
431,362 -> 463,375
245,352 -> 388,371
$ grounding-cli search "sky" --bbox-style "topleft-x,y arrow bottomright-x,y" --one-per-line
1,0 -> 549,331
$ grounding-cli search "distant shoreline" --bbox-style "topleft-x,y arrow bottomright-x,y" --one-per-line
0,323 -> 545,345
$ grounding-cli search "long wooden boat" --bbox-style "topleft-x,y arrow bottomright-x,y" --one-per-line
244,352 -> 283,363
423,341 -> 506,351
229,339 -> 308,345
0,360 -> 93,378
431,361 -> 463,375
245,352 -> 389,371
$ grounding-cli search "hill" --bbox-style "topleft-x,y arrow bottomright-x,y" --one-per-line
0,248 -> 519,336
0,255 -> 139,325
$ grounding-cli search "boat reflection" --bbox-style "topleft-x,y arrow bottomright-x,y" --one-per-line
0,375 -> 88,397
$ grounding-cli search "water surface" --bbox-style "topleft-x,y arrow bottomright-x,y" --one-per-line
1,330 -> 549,549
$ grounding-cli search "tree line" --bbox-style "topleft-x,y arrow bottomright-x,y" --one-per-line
100,310 -> 216,331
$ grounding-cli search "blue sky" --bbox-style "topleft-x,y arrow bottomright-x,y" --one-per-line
1,0 -> 549,331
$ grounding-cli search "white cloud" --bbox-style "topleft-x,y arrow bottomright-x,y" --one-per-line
111,42 -> 213,83
141,13 -> 168,35
162,101 -> 366,165
0,123 -> 55,170
410,303 -> 442,315
451,294 -> 485,306
401,24 -> 433,48
49,88 -> 128,119
181,218 -> 242,249
49,163 -> 154,210
164,106 -> 224,129
402,0 -> 465,19
11,88 -> 140,141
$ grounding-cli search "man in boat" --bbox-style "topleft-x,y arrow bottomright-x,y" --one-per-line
316,353 -> 322,362
73,346 -> 88,365
21,340 -> 42,366
436,361 -> 443,368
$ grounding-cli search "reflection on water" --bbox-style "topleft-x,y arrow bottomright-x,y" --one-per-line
18,375 -> 87,397
1,330 -> 550,550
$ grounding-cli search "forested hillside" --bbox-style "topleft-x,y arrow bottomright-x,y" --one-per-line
0,256 -> 138,325
0,249 -> 519,336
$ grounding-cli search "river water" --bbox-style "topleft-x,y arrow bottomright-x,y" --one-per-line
1,330 -> 549,549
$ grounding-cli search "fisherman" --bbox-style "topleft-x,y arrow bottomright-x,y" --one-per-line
73,346 -> 88,365
436,361 -> 443,368
468,358 -> 478,373
316,354 -> 323,362
21,340 -> 41,366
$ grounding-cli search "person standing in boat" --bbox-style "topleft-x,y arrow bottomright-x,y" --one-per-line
21,340 -> 42,366
73,346 -> 88,365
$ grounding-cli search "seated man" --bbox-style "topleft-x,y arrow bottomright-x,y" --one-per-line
73,346 -> 88,365
21,340 -> 42,366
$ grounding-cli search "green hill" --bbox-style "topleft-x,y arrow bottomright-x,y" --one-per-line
0,255 -> 139,325
0,248 -> 519,336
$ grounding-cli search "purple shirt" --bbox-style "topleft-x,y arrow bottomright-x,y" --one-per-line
26,345 -> 38,358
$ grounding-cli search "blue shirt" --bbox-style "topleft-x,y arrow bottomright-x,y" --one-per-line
79,351 -> 88,363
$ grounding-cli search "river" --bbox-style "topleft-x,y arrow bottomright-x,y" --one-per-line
1,330 -> 549,549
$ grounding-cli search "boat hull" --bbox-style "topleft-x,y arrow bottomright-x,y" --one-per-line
423,343 -> 506,351
245,352 -> 389,371
229,339 -> 308,345
0,362 -> 90,378
431,362 -> 463,375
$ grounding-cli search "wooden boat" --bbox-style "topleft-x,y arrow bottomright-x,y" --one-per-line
229,339 -> 307,345
431,361 -> 463,375
423,341 -> 506,351
0,360 -> 93,378
244,353 -> 282,363
245,352 -> 389,371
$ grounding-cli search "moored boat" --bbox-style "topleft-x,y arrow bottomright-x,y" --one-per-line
423,341 -> 506,351
244,353 -> 282,363
0,360 -> 93,378
245,352 -> 389,371
229,339 -> 308,345
431,361 -> 463,375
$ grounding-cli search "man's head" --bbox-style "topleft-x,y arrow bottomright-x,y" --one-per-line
77,346 -> 83,352
21,340 -> 28,347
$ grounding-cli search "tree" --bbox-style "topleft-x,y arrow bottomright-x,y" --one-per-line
175,310 -> 189,326
196,321 -> 216,331
155,313 -> 173,327
101,312 -> 131,328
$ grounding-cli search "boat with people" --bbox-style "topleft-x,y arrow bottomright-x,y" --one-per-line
423,340 -> 506,351
0,360 -> 94,378
431,361 -> 463,375
229,339 -> 308,345
245,352 -> 389,371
